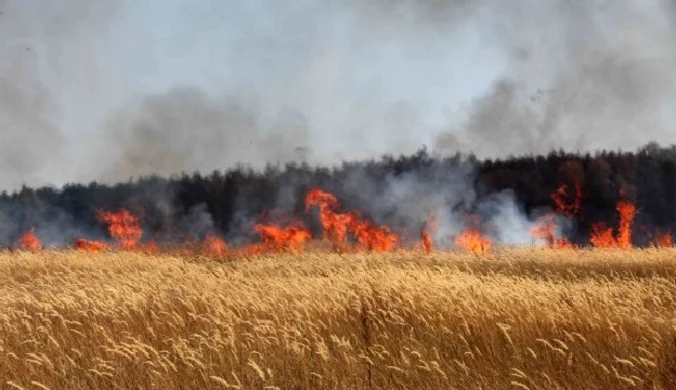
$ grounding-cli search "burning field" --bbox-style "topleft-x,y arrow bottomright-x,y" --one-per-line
1,149 -> 676,390
9,180 -> 674,256
5,0 -> 676,386
2,176 -> 676,389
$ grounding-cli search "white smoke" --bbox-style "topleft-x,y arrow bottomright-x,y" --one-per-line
1,0 -> 674,191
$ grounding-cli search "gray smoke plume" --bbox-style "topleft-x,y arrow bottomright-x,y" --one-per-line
94,87 -> 312,183
2,0 -> 675,189
435,0 -> 676,157
0,0 -> 674,248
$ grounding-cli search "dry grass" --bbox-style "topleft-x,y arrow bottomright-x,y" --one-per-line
2,248 -> 676,389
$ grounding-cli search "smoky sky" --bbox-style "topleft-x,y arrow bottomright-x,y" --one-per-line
1,0 -> 676,190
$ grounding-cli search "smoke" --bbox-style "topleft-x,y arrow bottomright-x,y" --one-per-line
257,151 -> 552,249
479,191 -> 535,246
0,0 -> 674,248
435,0 -> 676,157
84,0 -> 676,181
0,26 -> 64,191
93,87 -> 312,183
1,0 -> 674,188
0,0 -> 130,190
177,204 -> 215,240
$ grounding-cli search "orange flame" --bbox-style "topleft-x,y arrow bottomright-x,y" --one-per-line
253,223 -> 311,253
96,209 -> 143,249
654,230 -> 673,248
420,214 -> 438,254
305,188 -> 398,252
203,233 -> 228,256
551,184 -> 583,217
530,214 -> 573,249
75,238 -> 110,252
589,200 -> 637,249
351,219 -> 398,252
455,229 -> 491,256
305,189 -> 351,243
56,187 -> 653,256
590,222 -> 616,248
19,228 -> 42,252
616,201 -> 636,249
143,238 -> 159,254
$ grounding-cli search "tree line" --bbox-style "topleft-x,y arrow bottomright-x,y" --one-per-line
3,142 -> 676,247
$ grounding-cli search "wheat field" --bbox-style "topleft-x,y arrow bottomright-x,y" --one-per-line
2,249 -> 676,389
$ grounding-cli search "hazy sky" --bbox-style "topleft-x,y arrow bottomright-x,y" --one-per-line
71,0 -> 503,151
1,0 -> 675,190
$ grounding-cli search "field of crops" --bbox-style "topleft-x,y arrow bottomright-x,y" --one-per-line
2,249 -> 676,389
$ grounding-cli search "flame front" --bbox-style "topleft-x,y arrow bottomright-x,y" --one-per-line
551,183 -> 583,217
654,230 -> 673,248
590,222 -> 616,248
351,219 -> 398,252
96,209 -> 143,249
455,229 -> 491,256
204,233 -> 228,256
75,238 -> 110,252
304,188 -> 355,245
420,214 -> 438,254
143,239 -> 159,254
11,186 -> 667,256
589,200 -> 637,249
19,228 -> 42,252
253,223 -> 311,253
616,201 -> 636,249
305,188 -> 398,252
530,214 -> 573,249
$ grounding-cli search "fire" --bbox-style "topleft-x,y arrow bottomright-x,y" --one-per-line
19,228 -> 42,252
96,209 -> 143,249
455,229 -> 491,256
455,215 -> 491,255
253,223 -> 311,253
75,238 -> 110,252
351,219 -> 398,252
204,233 -> 228,256
305,188 -> 399,252
589,200 -> 637,249
616,201 -> 636,249
550,183 -> 583,217
420,214 -> 438,254
531,215 -> 556,246
143,238 -> 159,254
654,230 -> 672,248
530,214 -> 573,249
305,189 -> 352,244
525,180 -> 581,249
12,185 -> 665,257
590,222 -> 616,248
